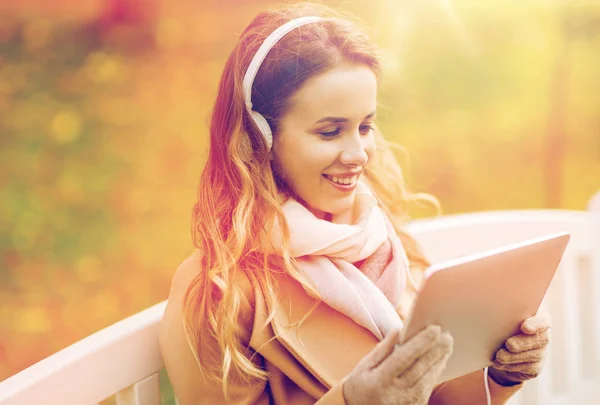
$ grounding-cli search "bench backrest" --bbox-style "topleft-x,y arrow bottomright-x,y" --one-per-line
0,301 -> 167,405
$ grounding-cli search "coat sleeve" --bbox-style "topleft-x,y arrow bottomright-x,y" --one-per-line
159,254 -> 270,405
429,369 -> 523,405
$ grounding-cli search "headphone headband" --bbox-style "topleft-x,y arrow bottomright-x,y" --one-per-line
242,16 -> 324,150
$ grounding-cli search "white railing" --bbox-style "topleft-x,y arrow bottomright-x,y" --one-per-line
0,301 -> 167,405
0,191 -> 598,405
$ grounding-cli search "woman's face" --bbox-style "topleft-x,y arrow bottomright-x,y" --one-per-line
271,63 -> 377,219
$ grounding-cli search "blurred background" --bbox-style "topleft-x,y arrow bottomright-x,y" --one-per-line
1,0 -> 599,386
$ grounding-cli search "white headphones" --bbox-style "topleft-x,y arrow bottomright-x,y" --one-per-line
242,16 -> 324,151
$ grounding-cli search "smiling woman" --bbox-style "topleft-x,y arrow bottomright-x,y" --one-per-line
272,64 -> 378,219
158,2 -> 547,405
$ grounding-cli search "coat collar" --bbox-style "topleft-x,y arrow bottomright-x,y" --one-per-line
250,271 -> 380,389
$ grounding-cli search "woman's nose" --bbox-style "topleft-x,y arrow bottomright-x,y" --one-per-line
339,132 -> 370,166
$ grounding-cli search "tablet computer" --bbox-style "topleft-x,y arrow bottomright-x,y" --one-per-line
399,232 -> 570,384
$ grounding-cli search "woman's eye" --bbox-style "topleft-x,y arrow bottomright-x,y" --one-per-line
320,128 -> 341,138
359,124 -> 373,134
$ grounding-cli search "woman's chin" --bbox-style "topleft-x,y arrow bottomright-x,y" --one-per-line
301,192 -> 357,219
319,198 -> 356,218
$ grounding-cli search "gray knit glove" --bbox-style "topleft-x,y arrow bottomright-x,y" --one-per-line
343,325 -> 453,405
489,312 -> 551,386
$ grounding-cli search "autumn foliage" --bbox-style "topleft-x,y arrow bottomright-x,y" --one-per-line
1,0 -> 599,382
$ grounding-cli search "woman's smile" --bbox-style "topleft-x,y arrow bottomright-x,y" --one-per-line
322,173 -> 360,191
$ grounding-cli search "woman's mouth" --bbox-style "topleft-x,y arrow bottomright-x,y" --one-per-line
322,174 -> 359,191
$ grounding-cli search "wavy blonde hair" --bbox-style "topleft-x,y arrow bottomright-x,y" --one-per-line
183,2 -> 438,399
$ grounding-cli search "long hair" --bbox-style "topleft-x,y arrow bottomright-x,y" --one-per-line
182,2 -> 437,397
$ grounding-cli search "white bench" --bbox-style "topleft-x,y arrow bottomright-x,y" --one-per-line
1,192 -> 598,405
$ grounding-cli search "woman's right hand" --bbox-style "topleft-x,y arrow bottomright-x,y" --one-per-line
342,325 -> 453,405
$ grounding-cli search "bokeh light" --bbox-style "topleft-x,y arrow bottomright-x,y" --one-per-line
0,0 -> 599,382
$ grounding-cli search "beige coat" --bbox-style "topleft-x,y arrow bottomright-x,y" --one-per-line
159,251 -> 522,405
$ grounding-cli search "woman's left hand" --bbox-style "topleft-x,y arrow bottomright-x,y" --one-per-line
488,312 -> 551,386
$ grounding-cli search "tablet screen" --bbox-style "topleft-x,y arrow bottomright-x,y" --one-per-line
400,232 -> 569,383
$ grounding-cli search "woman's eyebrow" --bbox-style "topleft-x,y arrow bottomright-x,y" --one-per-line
313,110 -> 377,125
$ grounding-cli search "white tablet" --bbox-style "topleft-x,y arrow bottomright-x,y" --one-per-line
399,232 -> 570,384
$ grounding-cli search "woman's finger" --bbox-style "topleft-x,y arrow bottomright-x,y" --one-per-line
505,330 -> 550,353
405,348 -> 451,400
376,325 -> 441,378
495,347 -> 546,365
492,360 -> 543,378
521,312 -> 552,335
396,332 -> 453,389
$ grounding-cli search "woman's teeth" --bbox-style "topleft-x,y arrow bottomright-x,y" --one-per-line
324,174 -> 358,185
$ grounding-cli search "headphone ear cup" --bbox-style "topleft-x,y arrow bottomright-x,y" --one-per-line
249,110 -> 273,150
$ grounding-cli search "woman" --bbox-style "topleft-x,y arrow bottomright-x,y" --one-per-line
159,3 -> 551,404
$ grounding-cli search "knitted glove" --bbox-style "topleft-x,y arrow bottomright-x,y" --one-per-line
343,325 -> 453,405
489,312 -> 551,386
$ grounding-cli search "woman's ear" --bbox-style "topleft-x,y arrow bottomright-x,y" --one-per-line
268,144 -> 277,161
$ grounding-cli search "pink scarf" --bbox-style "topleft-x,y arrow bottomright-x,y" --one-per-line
274,181 -> 415,340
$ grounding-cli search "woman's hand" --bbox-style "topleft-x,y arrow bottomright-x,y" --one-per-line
343,325 -> 453,405
489,312 -> 551,386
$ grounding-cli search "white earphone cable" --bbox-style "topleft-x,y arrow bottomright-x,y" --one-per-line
484,367 -> 492,405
